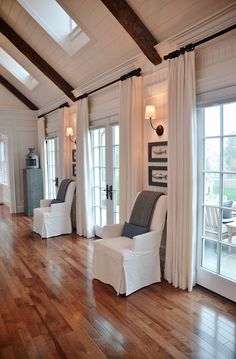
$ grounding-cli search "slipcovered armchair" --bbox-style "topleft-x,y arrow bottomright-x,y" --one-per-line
93,192 -> 167,296
33,179 -> 76,238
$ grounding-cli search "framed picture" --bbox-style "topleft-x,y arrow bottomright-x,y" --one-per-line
148,165 -> 167,187
72,149 -> 76,162
72,163 -> 76,177
148,141 -> 168,162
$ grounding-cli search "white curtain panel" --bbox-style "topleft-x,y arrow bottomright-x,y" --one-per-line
119,76 -> 143,222
58,107 -> 71,182
37,117 -> 47,197
76,98 -> 94,238
164,51 -> 197,291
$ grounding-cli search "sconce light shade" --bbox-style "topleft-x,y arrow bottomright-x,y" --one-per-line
145,105 -> 164,136
66,127 -> 73,137
145,105 -> 156,120
66,127 -> 76,144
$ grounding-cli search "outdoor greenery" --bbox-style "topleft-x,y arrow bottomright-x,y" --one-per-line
213,186 -> 236,201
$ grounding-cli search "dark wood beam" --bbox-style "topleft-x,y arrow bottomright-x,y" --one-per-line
0,75 -> 39,110
0,17 -> 76,101
100,0 -> 162,65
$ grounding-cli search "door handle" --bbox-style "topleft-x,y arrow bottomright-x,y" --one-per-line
103,185 -> 113,200
103,184 -> 109,199
108,185 -> 113,200
53,177 -> 59,187
103,184 -> 113,201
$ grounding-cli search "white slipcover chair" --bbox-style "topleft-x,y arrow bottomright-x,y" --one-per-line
93,194 -> 167,296
33,180 -> 76,238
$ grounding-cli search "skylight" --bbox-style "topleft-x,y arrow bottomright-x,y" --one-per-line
17,0 -> 90,56
0,48 -> 39,90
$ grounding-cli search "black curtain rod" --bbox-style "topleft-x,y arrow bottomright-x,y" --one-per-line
37,68 -> 141,116
164,24 -> 236,60
76,68 -> 142,101
37,102 -> 69,119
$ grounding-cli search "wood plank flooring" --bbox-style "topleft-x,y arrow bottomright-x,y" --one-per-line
0,205 -> 235,359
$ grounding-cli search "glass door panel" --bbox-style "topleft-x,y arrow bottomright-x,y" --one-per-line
204,173 -> 220,204
45,138 -> 58,199
112,125 -> 119,224
223,136 -> 236,172
91,123 -> 119,229
202,238 -> 218,273
205,138 -> 220,171
197,102 -> 236,302
223,103 -> 236,135
91,128 -> 107,227
220,240 -> 236,281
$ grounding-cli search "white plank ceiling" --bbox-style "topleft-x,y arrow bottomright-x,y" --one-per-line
0,0 -> 234,110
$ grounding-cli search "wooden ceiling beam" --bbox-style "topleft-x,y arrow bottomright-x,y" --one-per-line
100,0 -> 162,65
0,17 -> 76,102
0,75 -> 39,110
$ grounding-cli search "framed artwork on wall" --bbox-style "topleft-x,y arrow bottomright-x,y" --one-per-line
72,163 -> 76,177
72,149 -> 76,162
148,165 -> 167,187
148,141 -> 168,163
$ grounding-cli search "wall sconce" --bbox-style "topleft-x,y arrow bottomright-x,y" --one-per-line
66,127 -> 76,144
145,105 -> 164,136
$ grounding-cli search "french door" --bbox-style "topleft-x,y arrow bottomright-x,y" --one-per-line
197,102 -> 236,302
91,122 -> 119,232
45,137 -> 59,199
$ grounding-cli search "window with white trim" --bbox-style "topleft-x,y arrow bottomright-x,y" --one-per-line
0,137 -> 8,185
198,101 -> 236,282
45,138 -> 58,199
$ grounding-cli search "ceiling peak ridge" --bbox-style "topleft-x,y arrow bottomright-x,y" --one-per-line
165,3 -> 236,47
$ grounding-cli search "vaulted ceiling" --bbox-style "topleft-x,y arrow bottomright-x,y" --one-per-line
0,0 -> 234,110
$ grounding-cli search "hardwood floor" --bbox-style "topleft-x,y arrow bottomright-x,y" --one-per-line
0,205 -> 235,359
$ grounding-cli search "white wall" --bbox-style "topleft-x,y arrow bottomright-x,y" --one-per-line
142,66 -> 168,194
0,108 -> 38,213
0,184 -> 10,207
0,84 -> 29,110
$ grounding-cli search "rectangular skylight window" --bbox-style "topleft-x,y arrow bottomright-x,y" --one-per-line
17,0 -> 90,56
0,48 -> 39,90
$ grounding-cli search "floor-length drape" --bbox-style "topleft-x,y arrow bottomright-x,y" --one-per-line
58,107 -> 71,182
164,51 -> 197,291
37,117 -> 47,197
76,98 -> 94,238
119,76 -> 143,222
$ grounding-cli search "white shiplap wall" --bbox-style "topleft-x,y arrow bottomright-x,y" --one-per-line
0,109 -> 38,213
143,66 -> 168,194
0,84 -> 29,110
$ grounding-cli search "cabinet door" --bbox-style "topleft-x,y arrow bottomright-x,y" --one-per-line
23,169 -> 43,216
